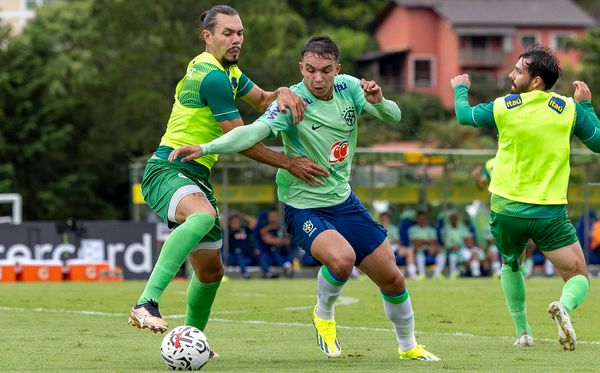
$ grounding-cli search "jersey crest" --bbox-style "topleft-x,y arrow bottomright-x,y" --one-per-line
342,107 -> 356,129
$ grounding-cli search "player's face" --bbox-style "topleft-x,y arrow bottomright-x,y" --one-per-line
299,53 -> 341,100
204,13 -> 244,67
508,57 -> 533,93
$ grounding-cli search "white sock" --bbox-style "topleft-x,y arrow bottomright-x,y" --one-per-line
416,252 -> 426,276
449,252 -> 458,276
407,263 -> 417,278
492,260 -> 501,274
435,251 -> 447,276
525,259 -> 534,277
316,266 -> 346,320
470,260 -> 481,277
544,260 -> 554,276
382,291 -> 417,352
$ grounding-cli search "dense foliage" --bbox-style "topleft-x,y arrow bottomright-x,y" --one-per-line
1,0 -> 598,220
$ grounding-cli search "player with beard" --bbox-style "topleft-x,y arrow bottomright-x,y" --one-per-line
451,44 -> 600,350
127,5 -> 329,351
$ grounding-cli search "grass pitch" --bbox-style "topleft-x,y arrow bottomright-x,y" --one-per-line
1,276 -> 599,372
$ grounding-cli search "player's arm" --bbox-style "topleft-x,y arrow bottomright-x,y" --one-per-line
359,78 -> 402,123
572,81 -> 600,153
451,74 -> 496,127
240,84 -> 306,124
170,74 -> 328,185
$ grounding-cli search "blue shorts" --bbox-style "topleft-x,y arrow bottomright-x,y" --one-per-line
283,192 -> 387,266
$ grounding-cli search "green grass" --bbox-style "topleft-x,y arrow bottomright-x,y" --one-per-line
1,277 -> 599,372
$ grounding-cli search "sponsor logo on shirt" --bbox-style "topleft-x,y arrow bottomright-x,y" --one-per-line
302,220 -> 317,236
504,94 -> 522,109
329,139 -> 349,163
334,82 -> 348,93
548,97 -> 566,114
177,173 -> 189,179
266,106 -> 282,120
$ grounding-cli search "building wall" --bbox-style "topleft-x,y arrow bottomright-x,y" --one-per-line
0,0 -> 53,34
436,19 -> 460,108
375,5 -> 589,108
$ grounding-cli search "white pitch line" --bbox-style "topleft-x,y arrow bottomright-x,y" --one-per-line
283,296 -> 359,311
1,306 -> 600,346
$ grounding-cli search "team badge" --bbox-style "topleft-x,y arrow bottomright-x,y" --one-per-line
342,107 -> 356,128
302,220 -> 317,236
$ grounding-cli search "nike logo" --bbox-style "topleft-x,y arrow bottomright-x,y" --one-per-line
312,124 -> 324,130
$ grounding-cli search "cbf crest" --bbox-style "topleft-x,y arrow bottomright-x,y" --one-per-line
342,107 -> 356,128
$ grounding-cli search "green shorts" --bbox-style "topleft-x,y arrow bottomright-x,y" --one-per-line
490,211 -> 577,271
141,157 -> 222,248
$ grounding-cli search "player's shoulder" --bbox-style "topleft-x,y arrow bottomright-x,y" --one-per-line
334,74 -> 361,91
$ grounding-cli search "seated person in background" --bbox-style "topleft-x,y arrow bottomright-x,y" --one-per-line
483,235 -> 502,277
408,210 -> 438,279
461,235 -> 483,277
380,212 -> 417,279
259,208 -> 292,278
435,211 -> 470,279
227,214 -> 258,279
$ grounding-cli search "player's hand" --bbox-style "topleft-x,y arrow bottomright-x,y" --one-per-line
360,79 -> 383,104
276,87 -> 307,125
286,157 -> 329,186
573,80 -> 592,102
451,74 -> 471,89
168,145 -> 204,163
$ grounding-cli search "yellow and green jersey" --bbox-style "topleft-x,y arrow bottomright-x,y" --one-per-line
454,84 -> 600,218
157,52 -> 254,170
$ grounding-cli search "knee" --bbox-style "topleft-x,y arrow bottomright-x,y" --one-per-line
198,263 -> 225,283
326,255 -> 355,280
380,270 -> 406,295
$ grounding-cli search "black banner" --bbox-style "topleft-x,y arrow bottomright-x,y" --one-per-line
0,222 -> 156,279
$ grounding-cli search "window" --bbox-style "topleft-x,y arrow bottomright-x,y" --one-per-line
503,35 -> 513,52
520,34 -> 538,48
413,59 -> 432,87
551,33 -> 575,51
25,0 -> 38,10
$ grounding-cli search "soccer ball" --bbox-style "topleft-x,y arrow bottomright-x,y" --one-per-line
160,326 -> 211,370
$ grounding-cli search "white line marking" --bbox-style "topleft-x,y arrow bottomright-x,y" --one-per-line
283,296 -> 358,311
1,306 -> 600,345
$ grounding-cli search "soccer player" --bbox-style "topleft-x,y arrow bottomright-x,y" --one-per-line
170,35 -> 440,361
127,4 -> 329,341
451,44 -> 600,350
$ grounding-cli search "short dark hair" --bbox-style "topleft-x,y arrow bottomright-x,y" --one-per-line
301,35 -> 339,61
519,44 -> 561,89
200,5 -> 238,33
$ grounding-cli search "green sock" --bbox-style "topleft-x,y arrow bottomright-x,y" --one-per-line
501,264 -> 532,336
559,274 -> 589,315
185,276 -> 221,330
138,212 -> 215,304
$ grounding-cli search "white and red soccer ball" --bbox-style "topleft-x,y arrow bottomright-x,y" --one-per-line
160,326 -> 210,371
